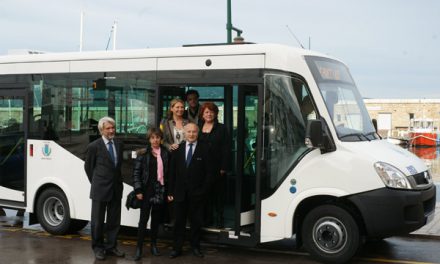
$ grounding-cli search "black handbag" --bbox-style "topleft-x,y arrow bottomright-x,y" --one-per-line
125,190 -> 142,210
149,181 -> 165,205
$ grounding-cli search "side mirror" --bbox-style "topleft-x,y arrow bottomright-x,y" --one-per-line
372,118 -> 382,139
372,118 -> 378,133
306,119 -> 323,148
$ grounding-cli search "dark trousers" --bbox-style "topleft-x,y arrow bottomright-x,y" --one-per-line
136,199 -> 163,247
91,198 -> 121,252
173,194 -> 205,251
206,174 -> 225,227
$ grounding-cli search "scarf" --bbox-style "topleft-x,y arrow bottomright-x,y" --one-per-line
152,147 -> 164,186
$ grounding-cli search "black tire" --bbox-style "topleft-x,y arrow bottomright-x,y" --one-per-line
302,204 -> 361,264
69,219 -> 89,233
36,187 -> 72,235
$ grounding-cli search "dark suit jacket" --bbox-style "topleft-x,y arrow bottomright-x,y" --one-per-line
84,137 -> 124,202
169,141 -> 212,202
198,120 -> 230,173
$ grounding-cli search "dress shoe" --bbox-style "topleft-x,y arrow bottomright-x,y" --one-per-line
192,248 -> 204,258
94,250 -> 106,261
169,250 -> 181,259
107,248 -> 125,257
150,243 -> 161,256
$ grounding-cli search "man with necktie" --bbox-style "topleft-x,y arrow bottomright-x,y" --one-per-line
84,116 -> 125,261
168,122 -> 213,258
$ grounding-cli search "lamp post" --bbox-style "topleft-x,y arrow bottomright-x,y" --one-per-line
227,0 -> 232,43
227,0 -> 243,43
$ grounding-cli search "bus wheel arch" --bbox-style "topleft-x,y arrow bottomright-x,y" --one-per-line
293,195 -> 336,248
300,203 -> 362,264
35,185 -> 87,235
293,197 -> 366,257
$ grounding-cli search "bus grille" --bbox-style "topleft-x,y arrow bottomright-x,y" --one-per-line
408,171 -> 432,189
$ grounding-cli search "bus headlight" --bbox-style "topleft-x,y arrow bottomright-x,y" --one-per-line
374,162 -> 412,189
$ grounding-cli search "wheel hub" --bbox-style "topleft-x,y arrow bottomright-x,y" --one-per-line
313,217 -> 346,254
43,197 -> 64,226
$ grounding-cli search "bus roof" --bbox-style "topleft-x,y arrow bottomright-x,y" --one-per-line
0,43 -> 342,75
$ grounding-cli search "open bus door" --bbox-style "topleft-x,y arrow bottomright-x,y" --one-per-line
220,85 -> 260,246
158,84 -> 261,246
0,88 -> 27,210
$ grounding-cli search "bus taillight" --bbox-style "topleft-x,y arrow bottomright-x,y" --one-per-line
30,144 -> 33,157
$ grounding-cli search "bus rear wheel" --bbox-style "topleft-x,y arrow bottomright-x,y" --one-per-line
302,204 -> 360,264
36,187 -> 72,235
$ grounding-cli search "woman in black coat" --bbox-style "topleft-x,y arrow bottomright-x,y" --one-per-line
132,127 -> 169,260
198,102 -> 230,228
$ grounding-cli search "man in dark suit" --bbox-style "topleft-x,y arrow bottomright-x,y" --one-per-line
168,122 -> 212,258
84,116 -> 125,261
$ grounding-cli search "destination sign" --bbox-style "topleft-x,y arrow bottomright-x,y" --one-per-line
318,66 -> 341,81
310,58 -> 353,84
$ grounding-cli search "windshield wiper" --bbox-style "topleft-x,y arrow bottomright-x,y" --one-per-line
339,133 -> 370,141
364,131 -> 378,140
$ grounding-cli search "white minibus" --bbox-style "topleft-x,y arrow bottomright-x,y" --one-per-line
0,43 -> 435,263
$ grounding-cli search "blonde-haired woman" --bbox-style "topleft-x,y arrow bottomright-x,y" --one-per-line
160,98 -> 189,152
160,98 -> 188,230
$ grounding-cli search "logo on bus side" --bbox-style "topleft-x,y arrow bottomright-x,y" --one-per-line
42,143 -> 52,158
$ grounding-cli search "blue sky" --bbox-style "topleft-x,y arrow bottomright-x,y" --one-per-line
1,0 -> 439,99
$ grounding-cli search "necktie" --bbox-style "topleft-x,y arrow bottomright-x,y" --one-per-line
186,143 -> 193,167
108,141 -> 116,166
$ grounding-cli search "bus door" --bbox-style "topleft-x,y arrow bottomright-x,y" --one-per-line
0,89 -> 27,209
226,85 -> 260,244
157,84 -> 260,244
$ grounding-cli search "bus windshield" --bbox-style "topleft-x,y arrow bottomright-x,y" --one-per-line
305,56 -> 378,142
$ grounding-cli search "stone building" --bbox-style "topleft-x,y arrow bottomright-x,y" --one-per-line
364,99 -> 440,138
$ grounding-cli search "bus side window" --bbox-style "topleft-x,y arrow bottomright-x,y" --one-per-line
300,95 -> 316,121
262,75 -> 314,197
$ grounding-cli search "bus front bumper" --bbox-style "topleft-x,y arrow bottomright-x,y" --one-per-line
348,185 -> 436,238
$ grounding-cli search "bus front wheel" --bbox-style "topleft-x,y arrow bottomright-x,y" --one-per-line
302,204 -> 361,264
36,187 -> 72,235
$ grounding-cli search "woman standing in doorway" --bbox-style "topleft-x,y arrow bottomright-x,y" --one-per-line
198,102 -> 230,228
161,98 -> 189,152
160,98 -> 188,229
